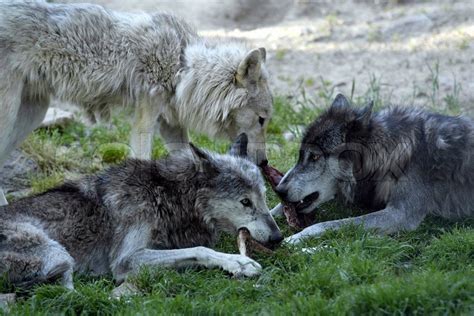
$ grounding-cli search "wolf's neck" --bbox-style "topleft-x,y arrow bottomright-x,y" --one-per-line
152,193 -> 219,248
352,110 -> 419,207
172,42 -> 248,136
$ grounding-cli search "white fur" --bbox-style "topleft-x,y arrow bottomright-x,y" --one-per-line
0,1 -> 273,204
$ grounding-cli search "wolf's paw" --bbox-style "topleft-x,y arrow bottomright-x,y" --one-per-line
284,234 -> 304,245
284,224 -> 325,245
222,254 -> 262,278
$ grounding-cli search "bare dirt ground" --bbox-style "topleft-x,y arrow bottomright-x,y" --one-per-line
64,0 -> 473,113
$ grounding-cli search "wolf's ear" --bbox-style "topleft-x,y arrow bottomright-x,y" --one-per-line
258,47 -> 266,63
228,133 -> 248,158
189,143 -> 219,176
235,48 -> 264,88
331,94 -> 351,110
356,100 -> 374,126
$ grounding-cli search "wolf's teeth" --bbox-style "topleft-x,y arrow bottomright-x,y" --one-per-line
300,200 -> 304,204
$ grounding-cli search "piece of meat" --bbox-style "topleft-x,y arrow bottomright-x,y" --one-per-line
260,163 -> 284,190
238,228 -> 273,257
260,163 -> 315,230
282,204 -> 303,229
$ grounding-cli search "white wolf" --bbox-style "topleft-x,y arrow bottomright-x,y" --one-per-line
0,0 -> 273,205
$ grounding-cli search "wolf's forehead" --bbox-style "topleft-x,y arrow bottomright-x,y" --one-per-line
303,121 -> 344,152
217,156 -> 265,191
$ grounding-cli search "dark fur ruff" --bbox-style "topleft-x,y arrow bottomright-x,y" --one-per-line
302,97 -> 474,218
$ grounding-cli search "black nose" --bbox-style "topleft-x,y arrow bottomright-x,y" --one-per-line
269,231 -> 284,245
275,186 -> 288,201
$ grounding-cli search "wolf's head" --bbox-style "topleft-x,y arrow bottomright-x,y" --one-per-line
190,134 -> 282,247
276,94 -> 374,214
176,43 -> 272,165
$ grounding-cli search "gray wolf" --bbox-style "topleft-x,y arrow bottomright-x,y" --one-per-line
0,0 -> 272,205
273,94 -> 474,244
0,134 -> 282,289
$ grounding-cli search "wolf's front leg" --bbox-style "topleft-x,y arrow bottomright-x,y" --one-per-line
156,117 -> 189,153
130,101 -> 162,159
285,205 -> 426,244
113,247 -> 262,282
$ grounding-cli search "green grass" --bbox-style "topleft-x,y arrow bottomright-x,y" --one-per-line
1,85 -> 473,315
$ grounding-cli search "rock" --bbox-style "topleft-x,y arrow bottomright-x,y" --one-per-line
111,282 -> 141,299
382,14 -> 433,39
41,107 -> 74,128
283,131 -> 296,142
0,149 -> 38,199
0,293 -> 16,311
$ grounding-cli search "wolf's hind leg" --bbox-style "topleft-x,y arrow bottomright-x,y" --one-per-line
39,241 -> 75,290
156,116 -> 189,153
0,224 -> 74,289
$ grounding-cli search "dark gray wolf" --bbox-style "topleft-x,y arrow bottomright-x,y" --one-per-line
0,135 -> 282,289
273,94 -> 474,244
0,0 -> 272,205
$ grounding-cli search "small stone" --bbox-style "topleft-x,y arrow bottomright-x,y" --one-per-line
41,107 -> 74,128
0,293 -> 16,311
111,282 -> 141,299
283,131 -> 296,142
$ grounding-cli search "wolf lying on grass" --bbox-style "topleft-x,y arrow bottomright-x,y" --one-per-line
0,0 -> 273,205
273,94 -> 474,243
0,134 -> 282,290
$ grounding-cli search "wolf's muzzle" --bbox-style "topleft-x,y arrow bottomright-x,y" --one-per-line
266,230 -> 284,249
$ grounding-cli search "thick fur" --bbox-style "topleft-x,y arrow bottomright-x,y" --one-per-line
0,0 -> 273,205
0,138 -> 281,289
274,94 -> 474,243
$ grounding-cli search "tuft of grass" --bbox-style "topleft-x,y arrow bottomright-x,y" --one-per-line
427,61 -> 440,109
367,25 -> 382,43
443,77 -> 462,115
97,143 -> 130,164
30,172 -> 65,194
457,32 -> 470,50
275,49 -> 288,61
420,228 -> 474,271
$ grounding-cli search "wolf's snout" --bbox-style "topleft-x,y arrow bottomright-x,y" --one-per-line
275,185 -> 288,201
269,231 -> 284,244
246,142 -> 267,166
255,149 -> 267,166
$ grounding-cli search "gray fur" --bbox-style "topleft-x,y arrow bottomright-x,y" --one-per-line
0,0 -> 273,205
0,139 -> 281,289
275,94 -> 474,244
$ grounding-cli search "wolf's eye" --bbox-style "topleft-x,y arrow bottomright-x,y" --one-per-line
310,153 -> 322,161
258,116 -> 265,126
240,198 -> 252,207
